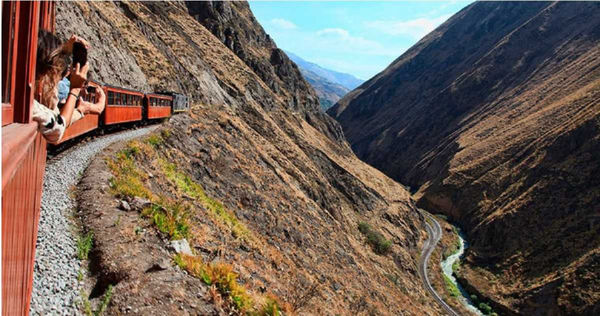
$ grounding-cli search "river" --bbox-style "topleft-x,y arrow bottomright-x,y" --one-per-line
440,228 -> 484,316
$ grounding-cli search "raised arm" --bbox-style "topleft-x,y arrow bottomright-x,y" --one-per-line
61,62 -> 88,127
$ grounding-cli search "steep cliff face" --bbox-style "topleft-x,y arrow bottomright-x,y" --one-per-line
184,1 -> 345,143
330,2 -> 600,315
57,1 -> 438,314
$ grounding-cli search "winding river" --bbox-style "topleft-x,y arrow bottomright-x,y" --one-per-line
440,228 -> 484,315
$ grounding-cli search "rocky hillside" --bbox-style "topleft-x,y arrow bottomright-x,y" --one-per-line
56,1 -> 440,315
183,1 -> 344,143
330,2 -> 600,315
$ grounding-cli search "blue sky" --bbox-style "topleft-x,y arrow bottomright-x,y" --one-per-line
249,1 -> 473,80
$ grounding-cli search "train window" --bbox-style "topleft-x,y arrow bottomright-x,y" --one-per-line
2,2 -> 16,104
108,91 -> 114,105
121,93 -> 127,105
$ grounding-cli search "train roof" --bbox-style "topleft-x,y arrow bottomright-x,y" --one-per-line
103,84 -> 145,95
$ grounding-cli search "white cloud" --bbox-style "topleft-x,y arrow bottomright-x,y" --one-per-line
365,14 -> 452,39
314,28 -> 400,57
269,18 -> 297,30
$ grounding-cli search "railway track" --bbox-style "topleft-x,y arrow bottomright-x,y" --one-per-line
418,210 -> 461,316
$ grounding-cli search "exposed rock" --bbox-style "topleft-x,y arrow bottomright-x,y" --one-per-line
330,2 -> 600,315
119,200 -> 131,212
146,258 -> 172,273
169,240 -> 192,256
130,196 -> 151,211
184,0 -> 347,144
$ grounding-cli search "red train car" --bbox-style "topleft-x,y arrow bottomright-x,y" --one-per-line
2,1 -> 55,315
145,93 -> 172,120
103,85 -> 144,125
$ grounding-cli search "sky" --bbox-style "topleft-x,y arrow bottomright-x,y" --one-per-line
249,1 -> 473,80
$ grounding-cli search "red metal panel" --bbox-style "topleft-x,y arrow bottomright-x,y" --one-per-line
147,106 -> 171,119
2,103 -> 14,126
57,113 -> 99,144
103,105 -> 142,125
13,1 -> 40,124
2,1 -> 20,124
1,2 -> 54,315
2,123 -> 46,316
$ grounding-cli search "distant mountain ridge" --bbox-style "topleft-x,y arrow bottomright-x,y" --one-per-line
285,51 -> 364,110
286,51 -> 364,90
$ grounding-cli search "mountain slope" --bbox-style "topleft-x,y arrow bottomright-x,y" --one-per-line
184,1 -> 345,144
300,67 -> 349,111
56,1 -> 440,315
285,52 -> 362,111
329,2 -> 600,315
287,51 -> 364,90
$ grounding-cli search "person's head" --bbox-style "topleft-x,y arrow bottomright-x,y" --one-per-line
35,29 -> 68,108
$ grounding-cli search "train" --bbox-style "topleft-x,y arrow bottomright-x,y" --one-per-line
57,82 -> 189,144
1,1 -> 188,315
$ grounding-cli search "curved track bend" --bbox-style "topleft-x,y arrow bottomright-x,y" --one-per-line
418,210 -> 461,316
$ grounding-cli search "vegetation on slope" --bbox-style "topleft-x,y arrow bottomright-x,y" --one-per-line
106,132 -> 285,315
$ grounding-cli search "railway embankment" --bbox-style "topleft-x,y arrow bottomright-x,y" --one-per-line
30,126 -> 157,315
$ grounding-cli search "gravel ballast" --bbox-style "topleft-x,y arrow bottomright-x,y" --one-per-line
30,126 -> 158,315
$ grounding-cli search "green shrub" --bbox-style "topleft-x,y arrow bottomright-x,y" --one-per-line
358,222 -> 392,255
479,302 -> 492,315
452,260 -> 460,273
76,231 -> 93,260
443,274 -> 460,298
142,202 -> 190,240
160,128 -> 171,139
95,285 -> 113,316
159,158 -> 251,241
470,294 -> 478,303
145,134 -> 163,148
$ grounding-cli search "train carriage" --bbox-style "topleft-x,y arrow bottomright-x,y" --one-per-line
2,1 -> 55,315
103,85 -> 144,125
159,91 -> 189,113
171,92 -> 189,113
145,93 -> 172,120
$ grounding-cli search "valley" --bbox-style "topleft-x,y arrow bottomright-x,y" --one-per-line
330,1 -> 600,315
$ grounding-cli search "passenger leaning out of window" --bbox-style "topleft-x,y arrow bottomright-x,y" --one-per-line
32,30 -> 90,143
57,71 -> 106,121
